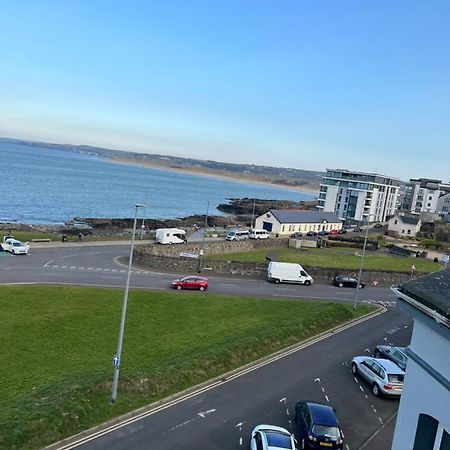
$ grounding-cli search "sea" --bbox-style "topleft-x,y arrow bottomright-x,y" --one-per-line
1,140 -> 315,224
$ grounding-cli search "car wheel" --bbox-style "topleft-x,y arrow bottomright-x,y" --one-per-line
304,280 -> 311,286
374,349 -> 381,358
338,282 -> 344,288
199,286 -> 205,291
274,278 -> 280,284
176,285 -> 182,290
351,362 -> 358,375
359,283 -> 364,289
372,383 -> 380,397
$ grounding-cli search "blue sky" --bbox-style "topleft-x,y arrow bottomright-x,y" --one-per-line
1,1 -> 449,180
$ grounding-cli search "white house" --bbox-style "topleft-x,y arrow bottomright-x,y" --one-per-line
388,214 -> 421,238
254,210 -> 342,235
391,270 -> 450,450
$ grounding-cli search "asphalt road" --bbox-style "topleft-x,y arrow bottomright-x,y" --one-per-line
1,243 -> 409,450
0,243 -> 398,307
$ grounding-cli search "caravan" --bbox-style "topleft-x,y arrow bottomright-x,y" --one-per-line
155,228 -> 187,244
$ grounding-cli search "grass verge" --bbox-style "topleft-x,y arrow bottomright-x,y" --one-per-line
207,247 -> 441,273
1,285 -> 373,449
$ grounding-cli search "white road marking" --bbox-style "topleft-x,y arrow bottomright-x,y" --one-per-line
43,259 -> 54,267
315,377 -> 321,383
345,445 -> 350,450
325,395 -> 330,402
286,408 -> 290,416
364,348 -> 370,353
359,385 -> 364,392
235,422 -> 243,430
197,409 -> 215,418
61,265 -> 68,268
354,377 -> 359,383
386,327 -> 400,334
378,417 -> 384,424
239,437 -> 243,446
279,398 -> 287,403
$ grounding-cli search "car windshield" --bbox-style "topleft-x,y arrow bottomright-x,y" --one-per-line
265,431 -> 292,449
388,373 -> 404,383
13,242 -> 23,247
312,425 -> 341,438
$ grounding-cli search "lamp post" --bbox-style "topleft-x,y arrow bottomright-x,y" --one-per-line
197,201 -> 209,273
353,213 -> 372,310
111,203 -> 148,403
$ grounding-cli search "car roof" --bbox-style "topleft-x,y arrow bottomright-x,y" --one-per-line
305,402 -> 339,426
372,358 -> 405,374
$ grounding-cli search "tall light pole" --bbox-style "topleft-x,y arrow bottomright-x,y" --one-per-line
197,201 -> 209,273
251,198 -> 256,228
111,203 -> 148,403
353,214 -> 372,310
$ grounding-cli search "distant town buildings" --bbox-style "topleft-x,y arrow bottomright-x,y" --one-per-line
317,169 -> 400,223
254,210 -> 342,235
401,178 -> 450,214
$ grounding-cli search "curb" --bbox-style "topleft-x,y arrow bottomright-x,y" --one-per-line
43,305 -> 385,450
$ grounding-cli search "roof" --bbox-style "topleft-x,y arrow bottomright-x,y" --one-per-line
393,215 -> 420,225
268,210 -> 341,224
306,402 -> 339,426
375,358 -> 405,374
398,269 -> 450,322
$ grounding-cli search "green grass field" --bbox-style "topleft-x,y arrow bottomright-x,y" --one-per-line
1,285 -> 373,449
207,247 -> 441,273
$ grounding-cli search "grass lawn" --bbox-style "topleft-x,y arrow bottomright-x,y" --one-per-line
1,286 -> 373,450
208,247 -> 441,273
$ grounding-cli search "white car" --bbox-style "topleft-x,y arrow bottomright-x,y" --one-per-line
250,424 -> 297,450
2,237 -> 30,255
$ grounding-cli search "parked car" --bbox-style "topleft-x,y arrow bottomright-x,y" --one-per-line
374,345 -> 408,370
353,227 -> 363,232
250,424 -> 297,450
318,230 -> 329,236
294,401 -> 344,449
332,275 -> 365,289
306,231 -> 318,237
171,276 -> 208,291
351,356 -> 405,397
373,223 -> 383,228
290,232 -> 303,239
329,229 -> 339,236
338,229 -> 347,234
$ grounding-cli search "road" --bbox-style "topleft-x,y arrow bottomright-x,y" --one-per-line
1,243 -> 408,450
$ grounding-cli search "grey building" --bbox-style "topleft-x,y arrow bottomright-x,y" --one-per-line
317,169 -> 400,223
402,178 -> 450,214
391,270 -> 450,450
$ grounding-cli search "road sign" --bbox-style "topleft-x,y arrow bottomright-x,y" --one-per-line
112,355 -> 120,367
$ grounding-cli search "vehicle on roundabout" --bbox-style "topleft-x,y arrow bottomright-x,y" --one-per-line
332,275 -> 365,289
374,345 -> 408,370
250,424 -> 297,450
171,276 -> 208,291
1,236 -> 30,255
351,356 -> 405,397
294,401 -> 344,449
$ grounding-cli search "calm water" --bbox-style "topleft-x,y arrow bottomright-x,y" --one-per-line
1,141 -> 314,224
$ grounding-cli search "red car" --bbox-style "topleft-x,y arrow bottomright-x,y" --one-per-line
329,229 -> 339,235
171,276 -> 208,291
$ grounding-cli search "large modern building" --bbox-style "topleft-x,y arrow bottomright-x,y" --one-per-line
317,169 -> 400,223
391,270 -> 450,450
401,178 -> 450,214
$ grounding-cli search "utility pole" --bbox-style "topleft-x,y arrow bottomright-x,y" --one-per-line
251,198 -> 256,228
353,214 -> 371,310
197,201 -> 209,273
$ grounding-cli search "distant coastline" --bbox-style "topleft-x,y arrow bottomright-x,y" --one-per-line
111,157 -> 320,194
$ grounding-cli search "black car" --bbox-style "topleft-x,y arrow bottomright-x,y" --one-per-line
332,275 -> 365,288
374,345 -> 408,370
373,223 -> 383,228
338,229 -> 347,234
290,232 -> 303,239
318,230 -> 329,236
353,227 -> 363,232
295,401 -> 344,449
306,231 -> 318,237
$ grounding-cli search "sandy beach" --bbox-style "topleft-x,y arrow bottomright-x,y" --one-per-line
111,157 -> 320,195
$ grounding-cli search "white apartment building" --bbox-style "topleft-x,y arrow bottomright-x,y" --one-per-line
437,192 -> 450,217
402,178 -> 445,214
317,169 -> 400,223
391,270 -> 450,450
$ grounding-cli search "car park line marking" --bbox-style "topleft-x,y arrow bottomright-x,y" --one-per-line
345,444 -> 350,450
359,385 -> 364,392
280,397 -> 287,403
378,417 -> 383,424
61,265 -> 68,268
371,406 -> 377,413
386,327 -> 400,334
50,307 -> 387,449
43,259 -> 54,266
325,395 -> 330,402
353,377 -> 359,383
78,267 -> 85,269
239,437 -> 243,446
314,377 -> 321,383
358,411 -> 397,450
70,266 -> 76,269
364,348 -> 370,353
321,387 -> 325,393
235,422 -> 243,430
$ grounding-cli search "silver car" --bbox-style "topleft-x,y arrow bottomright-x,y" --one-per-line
250,424 -> 297,450
374,345 -> 408,370
351,356 -> 405,397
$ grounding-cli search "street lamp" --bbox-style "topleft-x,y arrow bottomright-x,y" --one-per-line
197,201 -> 209,273
111,203 -> 148,403
353,213 -> 372,310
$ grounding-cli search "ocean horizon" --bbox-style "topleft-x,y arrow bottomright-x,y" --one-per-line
2,140 -> 315,225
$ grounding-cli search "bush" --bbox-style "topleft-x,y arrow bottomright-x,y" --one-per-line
421,239 -> 443,249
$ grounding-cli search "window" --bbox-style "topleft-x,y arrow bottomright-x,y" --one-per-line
440,429 -> 450,450
413,414 -> 439,450
395,219 -> 398,225
407,229 -> 411,235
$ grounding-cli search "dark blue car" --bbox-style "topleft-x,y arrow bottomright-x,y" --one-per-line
294,401 -> 344,449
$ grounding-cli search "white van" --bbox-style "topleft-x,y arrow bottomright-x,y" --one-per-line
267,262 -> 313,285
226,229 -> 249,241
249,228 -> 270,239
